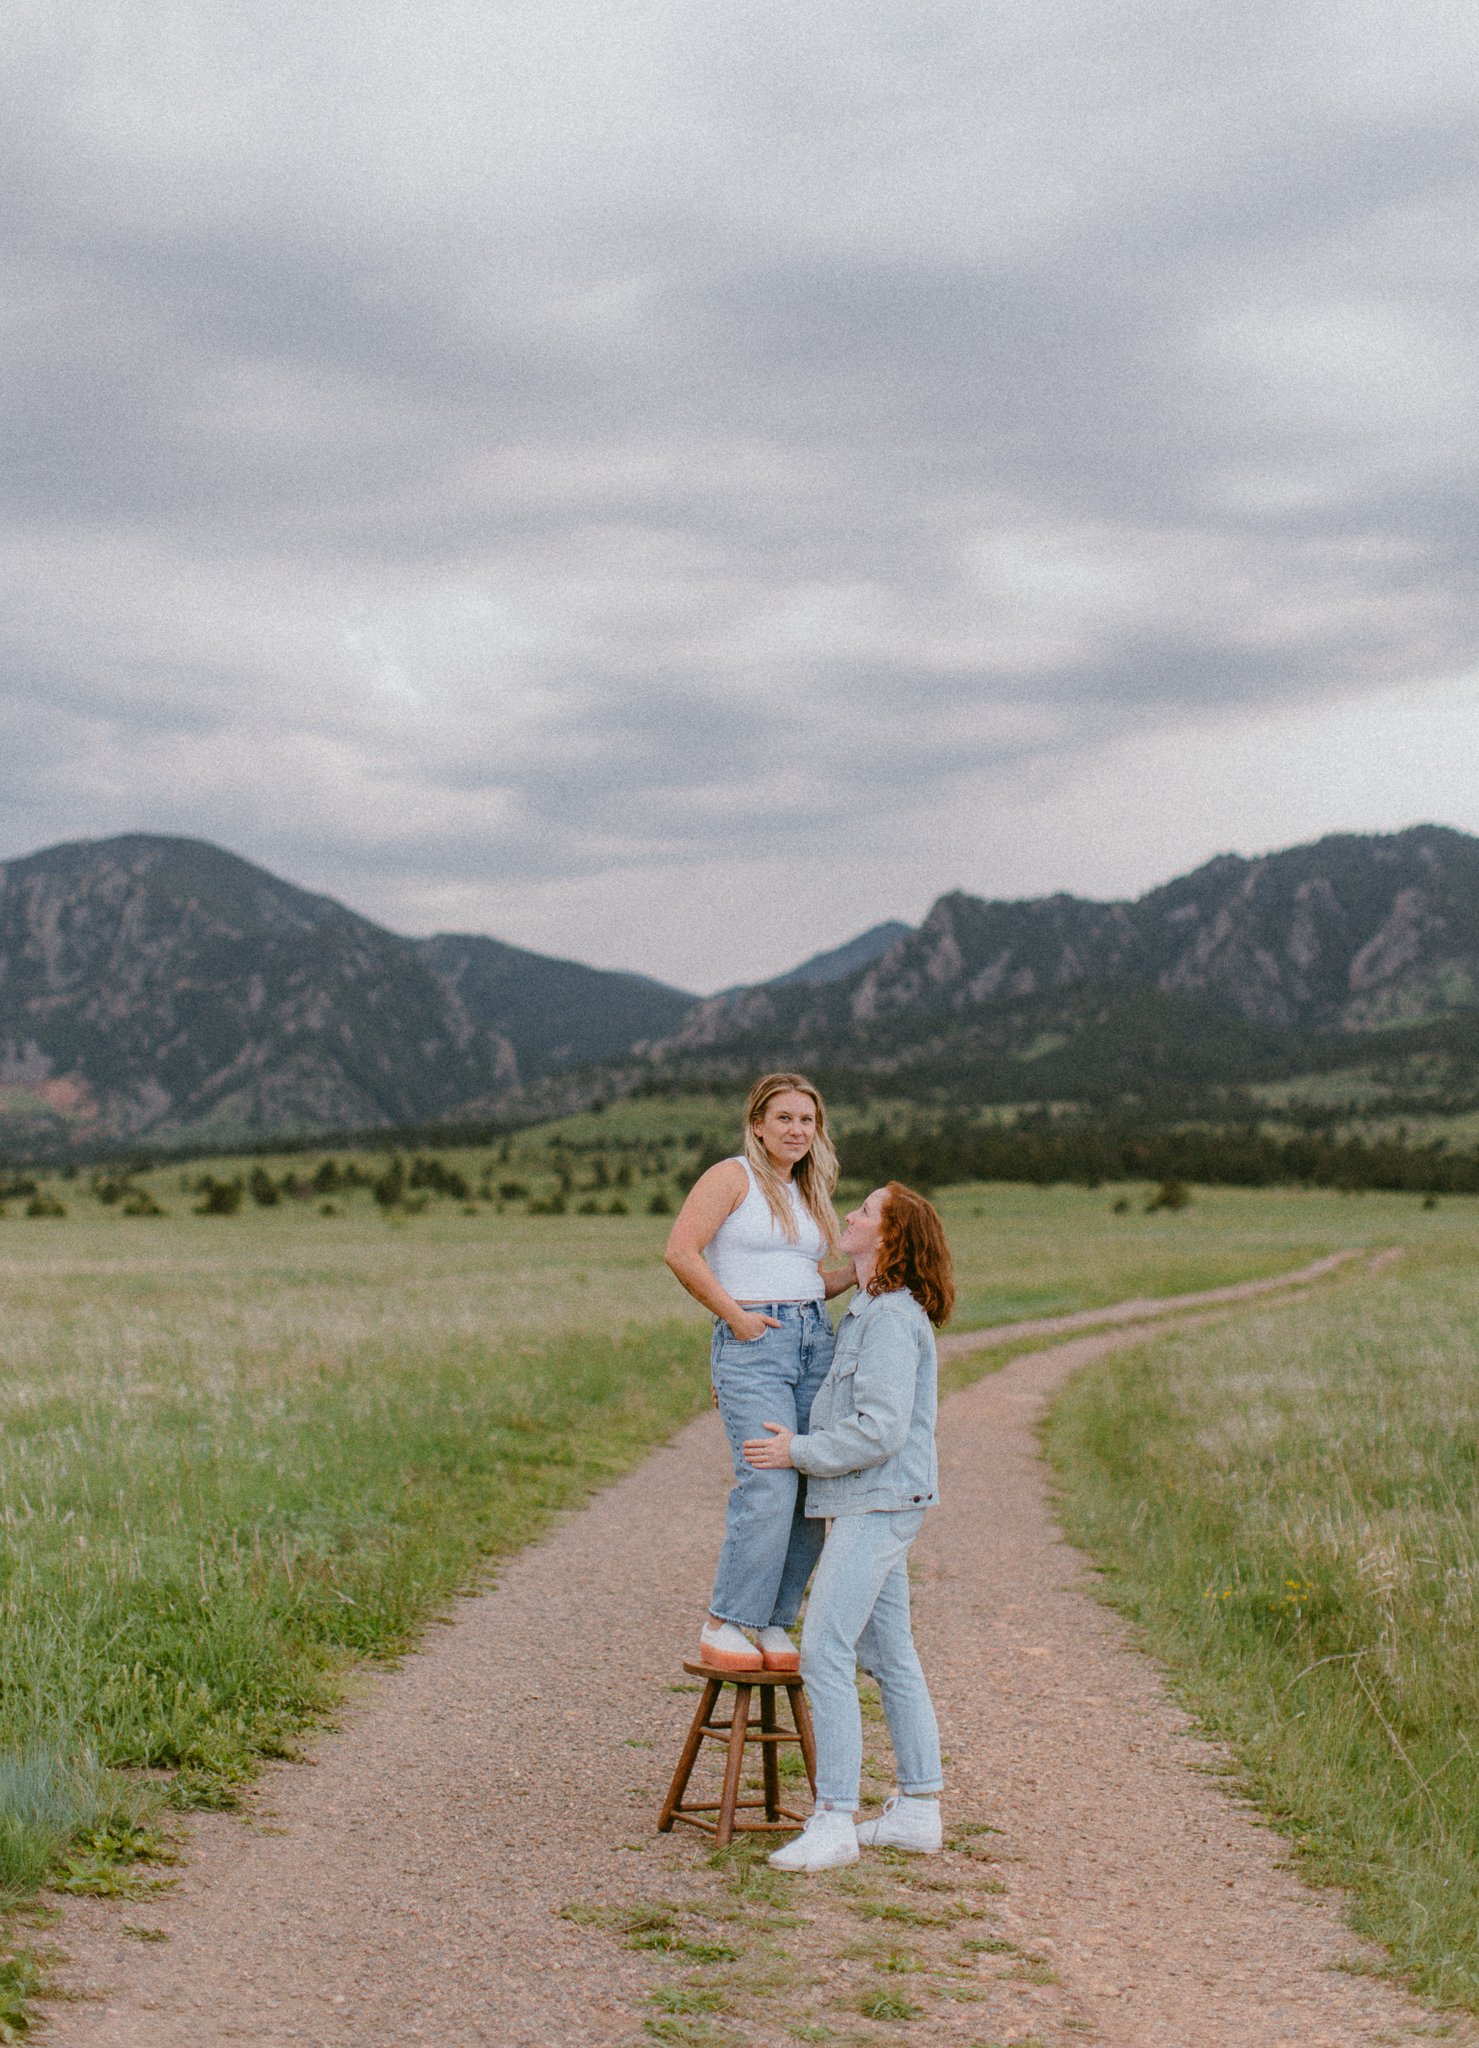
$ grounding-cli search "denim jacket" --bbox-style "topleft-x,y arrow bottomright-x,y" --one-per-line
789,1287 -> 939,1517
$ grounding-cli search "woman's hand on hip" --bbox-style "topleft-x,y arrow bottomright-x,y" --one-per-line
743,1422 -> 795,1469
728,1309 -> 782,1343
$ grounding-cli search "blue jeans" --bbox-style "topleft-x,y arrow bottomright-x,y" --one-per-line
800,1507 -> 943,1810
709,1301 -> 833,1631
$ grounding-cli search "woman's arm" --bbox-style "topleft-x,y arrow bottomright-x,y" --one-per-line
663,1161 -> 778,1341
779,1305 -> 918,1478
821,1259 -> 857,1301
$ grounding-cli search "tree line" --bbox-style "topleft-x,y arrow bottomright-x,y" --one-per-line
841,1115 -> 1479,1197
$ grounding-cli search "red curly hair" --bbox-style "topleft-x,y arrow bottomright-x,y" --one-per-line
867,1180 -> 955,1327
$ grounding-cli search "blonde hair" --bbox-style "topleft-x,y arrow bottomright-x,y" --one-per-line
741,1072 -> 840,1256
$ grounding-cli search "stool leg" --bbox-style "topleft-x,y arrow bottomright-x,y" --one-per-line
759,1684 -> 781,1820
658,1677 -> 721,1832
715,1681 -> 752,1849
789,1680 -> 818,1800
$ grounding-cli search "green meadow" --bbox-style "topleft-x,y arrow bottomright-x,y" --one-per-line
0,1116 -> 1465,2026
1046,1208 -> 1479,2011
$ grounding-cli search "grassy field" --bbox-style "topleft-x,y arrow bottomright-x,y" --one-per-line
0,1154 -> 1451,2033
927,1180 -> 1398,1328
1045,1204 -> 1479,2012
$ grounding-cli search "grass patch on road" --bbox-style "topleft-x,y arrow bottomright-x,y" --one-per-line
1044,1209 -> 1479,2012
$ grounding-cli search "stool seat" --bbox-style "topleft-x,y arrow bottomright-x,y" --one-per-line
659,1660 -> 817,1847
682,1658 -> 797,1681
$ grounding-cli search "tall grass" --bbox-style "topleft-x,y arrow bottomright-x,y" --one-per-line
0,1753 -> 131,1899
1045,1220 -> 1479,2009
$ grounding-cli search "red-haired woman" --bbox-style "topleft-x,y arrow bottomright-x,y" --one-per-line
744,1181 -> 953,1871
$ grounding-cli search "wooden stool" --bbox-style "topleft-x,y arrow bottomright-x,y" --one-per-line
658,1661 -> 817,1847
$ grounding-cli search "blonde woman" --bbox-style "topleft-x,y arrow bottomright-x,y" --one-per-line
665,1073 -> 855,1671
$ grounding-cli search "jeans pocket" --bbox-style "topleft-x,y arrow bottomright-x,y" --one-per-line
718,1329 -> 766,1352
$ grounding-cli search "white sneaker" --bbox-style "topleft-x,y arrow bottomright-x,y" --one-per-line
768,1810 -> 859,1873
755,1626 -> 800,1671
698,1621 -> 762,1671
854,1793 -> 943,1854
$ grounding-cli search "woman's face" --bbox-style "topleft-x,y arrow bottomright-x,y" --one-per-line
753,1089 -> 818,1171
839,1186 -> 889,1259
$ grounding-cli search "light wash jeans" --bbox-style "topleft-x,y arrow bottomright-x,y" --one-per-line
800,1507 -> 943,1811
709,1301 -> 833,1630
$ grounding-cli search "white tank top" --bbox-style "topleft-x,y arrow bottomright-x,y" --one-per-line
706,1157 -> 826,1302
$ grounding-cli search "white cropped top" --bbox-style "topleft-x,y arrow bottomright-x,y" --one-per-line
706,1157 -> 826,1302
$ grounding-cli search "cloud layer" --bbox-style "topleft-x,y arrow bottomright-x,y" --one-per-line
3,0 -> 1477,987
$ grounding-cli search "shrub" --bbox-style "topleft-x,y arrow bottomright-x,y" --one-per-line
25,1190 -> 68,1219
248,1166 -> 281,1208
1145,1178 -> 1191,1213
121,1188 -> 167,1218
407,1156 -> 469,1201
646,1189 -> 673,1216
194,1177 -> 244,1216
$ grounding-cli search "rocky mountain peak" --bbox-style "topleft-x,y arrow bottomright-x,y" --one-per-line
640,824 -> 1479,1087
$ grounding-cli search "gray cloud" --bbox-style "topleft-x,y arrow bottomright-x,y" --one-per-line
2,0 -> 1478,985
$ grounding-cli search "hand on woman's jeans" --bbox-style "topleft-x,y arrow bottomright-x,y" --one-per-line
728,1308 -> 783,1343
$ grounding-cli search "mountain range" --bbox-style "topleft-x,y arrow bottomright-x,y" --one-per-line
0,836 -> 692,1147
649,825 -> 1479,1096
1,825 -> 1476,1150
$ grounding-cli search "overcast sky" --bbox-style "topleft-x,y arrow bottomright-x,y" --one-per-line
3,0 -> 1476,991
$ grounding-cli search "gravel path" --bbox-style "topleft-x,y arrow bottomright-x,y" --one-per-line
41,1251 -> 1467,2047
